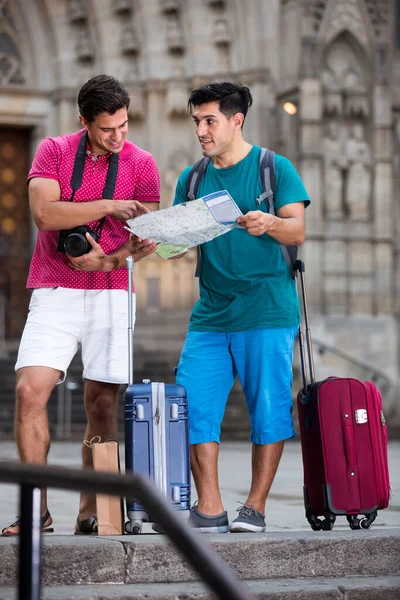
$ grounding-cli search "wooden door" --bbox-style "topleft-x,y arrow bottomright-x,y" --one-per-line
0,128 -> 31,340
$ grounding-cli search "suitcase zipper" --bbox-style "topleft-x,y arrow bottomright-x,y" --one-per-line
364,382 -> 390,508
158,383 -> 168,497
152,383 -> 168,497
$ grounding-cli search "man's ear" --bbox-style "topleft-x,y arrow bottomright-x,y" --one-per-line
232,112 -> 244,130
79,115 -> 89,130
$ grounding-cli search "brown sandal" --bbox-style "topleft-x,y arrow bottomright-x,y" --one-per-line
1,509 -> 54,537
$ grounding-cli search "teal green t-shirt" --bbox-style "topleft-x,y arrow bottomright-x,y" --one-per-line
173,146 -> 310,332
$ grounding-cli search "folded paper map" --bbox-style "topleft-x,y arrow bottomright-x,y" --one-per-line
125,190 -> 243,259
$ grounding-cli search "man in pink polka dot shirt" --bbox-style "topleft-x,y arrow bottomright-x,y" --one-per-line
2,75 -> 160,536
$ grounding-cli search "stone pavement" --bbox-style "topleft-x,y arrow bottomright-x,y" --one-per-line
0,439 -> 399,534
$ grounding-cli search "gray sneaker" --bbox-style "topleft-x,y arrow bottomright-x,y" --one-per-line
229,504 -> 266,533
188,504 -> 229,533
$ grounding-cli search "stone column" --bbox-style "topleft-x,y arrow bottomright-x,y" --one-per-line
298,77 -> 324,314
371,47 -> 393,317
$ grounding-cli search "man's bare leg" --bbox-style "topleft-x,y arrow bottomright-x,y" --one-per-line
190,442 -> 224,515
77,380 -> 120,526
1,366 -> 61,535
244,441 -> 285,514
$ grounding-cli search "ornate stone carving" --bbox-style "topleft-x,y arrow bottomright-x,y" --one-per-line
323,120 -> 372,221
0,0 -> 26,85
344,123 -> 371,220
76,31 -> 94,62
322,35 -> 366,93
212,18 -> 231,48
301,0 -> 328,35
166,80 -> 188,118
67,0 -> 87,24
365,0 -> 389,38
207,0 -> 225,8
300,36 -> 319,78
121,24 -> 140,56
323,91 -> 343,116
166,17 -> 185,54
321,0 -> 369,50
344,92 -> 369,118
114,0 -> 133,15
160,0 -> 180,15
323,120 -> 346,219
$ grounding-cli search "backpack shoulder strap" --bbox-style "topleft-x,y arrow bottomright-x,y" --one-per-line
186,157 -> 210,277
258,148 -> 297,278
256,148 -> 276,213
186,157 -> 210,201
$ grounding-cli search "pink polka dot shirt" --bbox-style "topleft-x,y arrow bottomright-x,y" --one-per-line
27,130 -> 160,291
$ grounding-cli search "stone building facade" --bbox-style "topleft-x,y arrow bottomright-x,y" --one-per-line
0,0 -> 399,422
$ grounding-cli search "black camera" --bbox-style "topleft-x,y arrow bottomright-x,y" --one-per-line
57,225 -> 99,257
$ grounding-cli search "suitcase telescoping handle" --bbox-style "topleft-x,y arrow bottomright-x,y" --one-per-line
294,260 -> 315,392
126,255 -> 134,386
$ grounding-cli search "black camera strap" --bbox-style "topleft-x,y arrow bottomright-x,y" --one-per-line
69,130 -> 120,235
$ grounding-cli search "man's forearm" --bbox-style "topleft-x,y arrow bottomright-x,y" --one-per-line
265,215 -> 305,246
35,199 -> 112,231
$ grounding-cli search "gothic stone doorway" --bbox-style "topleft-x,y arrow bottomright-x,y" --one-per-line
0,127 -> 32,341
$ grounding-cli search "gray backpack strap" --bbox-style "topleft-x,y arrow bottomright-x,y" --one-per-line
186,157 -> 210,276
186,157 -> 210,201
258,147 -> 297,278
256,148 -> 275,209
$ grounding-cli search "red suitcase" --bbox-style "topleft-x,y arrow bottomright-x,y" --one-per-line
295,260 -> 390,531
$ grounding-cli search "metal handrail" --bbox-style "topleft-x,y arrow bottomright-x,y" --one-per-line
0,462 -> 252,600
312,337 -> 392,394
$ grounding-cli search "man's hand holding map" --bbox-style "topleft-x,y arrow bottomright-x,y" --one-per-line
125,190 -> 243,259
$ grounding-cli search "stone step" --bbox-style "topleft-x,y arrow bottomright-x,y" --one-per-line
0,531 -> 399,588
0,576 -> 399,599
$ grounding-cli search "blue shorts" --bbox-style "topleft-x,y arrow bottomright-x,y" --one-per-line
176,327 -> 298,445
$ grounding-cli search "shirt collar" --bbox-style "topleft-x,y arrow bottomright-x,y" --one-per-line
70,129 -> 131,160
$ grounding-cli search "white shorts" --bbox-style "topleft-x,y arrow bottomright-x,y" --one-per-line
15,287 -> 135,384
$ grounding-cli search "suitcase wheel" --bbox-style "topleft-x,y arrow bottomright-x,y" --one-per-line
321,514 -> 335,531
125,520 -> 142,535
307,512 -> 336,531
347,513 -> 377,530
306,513 -> 323,531
347,515 -> 362,530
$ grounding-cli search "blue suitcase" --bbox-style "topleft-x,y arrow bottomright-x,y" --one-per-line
124,257 -> 190,534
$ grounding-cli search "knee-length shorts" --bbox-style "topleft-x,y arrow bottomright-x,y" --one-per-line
176,327 -> 298,445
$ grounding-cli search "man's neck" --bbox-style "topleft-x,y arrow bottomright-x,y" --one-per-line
211,141 -> 253,169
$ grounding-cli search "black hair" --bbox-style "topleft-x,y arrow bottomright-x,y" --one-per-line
188,82 -> 253,125
77,74 -> 130,123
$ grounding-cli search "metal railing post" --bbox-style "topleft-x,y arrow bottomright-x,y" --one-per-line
18,484 -> 42,600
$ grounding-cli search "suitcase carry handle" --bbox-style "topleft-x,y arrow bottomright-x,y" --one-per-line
127,256 -> 134,386
294,260 -> 315,392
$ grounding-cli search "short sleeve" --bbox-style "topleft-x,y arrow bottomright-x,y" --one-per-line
274,156 -> 311,212
27,138 -> 60,184
134,155 -> 160,202
173,166 -> 192,206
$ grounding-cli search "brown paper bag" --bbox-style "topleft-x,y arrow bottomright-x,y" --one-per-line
91,439 -> 124,536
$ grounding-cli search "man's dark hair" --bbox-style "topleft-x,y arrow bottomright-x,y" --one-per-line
77,74 -> 130,122
188,82 -> 253,125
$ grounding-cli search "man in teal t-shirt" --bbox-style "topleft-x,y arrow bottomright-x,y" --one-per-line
172,82 -> 310,534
